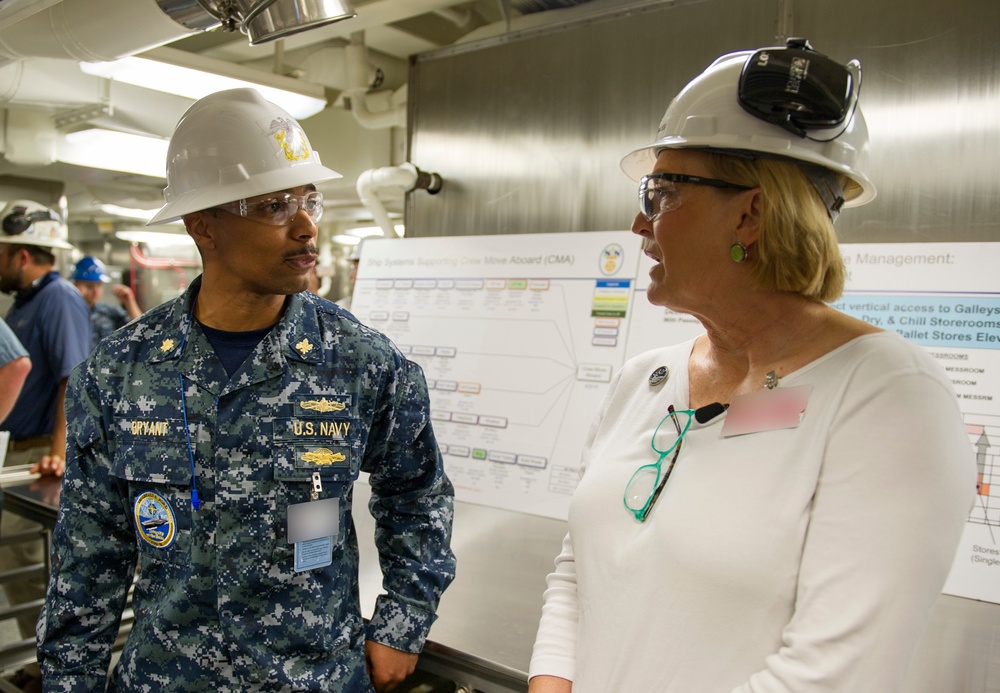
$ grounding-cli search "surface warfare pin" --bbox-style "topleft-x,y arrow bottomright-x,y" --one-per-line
134,491 -> 177,548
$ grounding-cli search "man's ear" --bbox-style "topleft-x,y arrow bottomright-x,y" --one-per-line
11,246 -> 30,267
183,212 -> 218,252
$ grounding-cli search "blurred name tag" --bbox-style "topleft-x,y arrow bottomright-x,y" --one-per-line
286,497 -> 339,544
288,497 -> 339,572
722,385 -> 812,437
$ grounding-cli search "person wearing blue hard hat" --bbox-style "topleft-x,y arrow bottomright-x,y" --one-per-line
71,256 -> 142,350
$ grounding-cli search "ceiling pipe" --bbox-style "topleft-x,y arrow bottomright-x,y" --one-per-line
0,58 -> 106,108
0,0 -> 217,62
356,162 -> 442,238
344,32 -> 406,130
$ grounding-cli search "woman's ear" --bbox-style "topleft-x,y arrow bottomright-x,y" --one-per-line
736,188 -> 762,246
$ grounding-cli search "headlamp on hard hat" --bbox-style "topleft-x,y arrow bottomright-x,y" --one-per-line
738,38 -> 861,141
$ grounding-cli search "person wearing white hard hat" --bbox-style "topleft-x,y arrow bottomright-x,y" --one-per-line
529,41 -> 974,692
71,255 -> 143,350
38,89 -> 455,693
0,199 -> 90,666
0,200 -> 90,476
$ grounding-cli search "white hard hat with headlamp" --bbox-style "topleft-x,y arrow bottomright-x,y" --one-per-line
0,199 -> 73,250
148,88 -> 342,226
621,38 -> 876,218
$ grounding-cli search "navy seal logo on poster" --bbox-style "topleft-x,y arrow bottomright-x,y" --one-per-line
134,491 -> 177,548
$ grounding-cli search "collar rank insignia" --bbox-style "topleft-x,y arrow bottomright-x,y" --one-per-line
295,338 -> 314,355
159,338 -> 176,353
301,398 -> 346,413
301,448 -> 346,466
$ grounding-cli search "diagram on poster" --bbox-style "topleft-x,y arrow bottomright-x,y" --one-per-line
350,232 -> 639,519
832,242 -> 1000,605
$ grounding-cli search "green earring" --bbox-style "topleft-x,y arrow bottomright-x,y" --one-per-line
730,242 -> 748,263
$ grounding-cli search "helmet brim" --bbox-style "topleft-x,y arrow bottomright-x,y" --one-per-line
147,162 -> 342,226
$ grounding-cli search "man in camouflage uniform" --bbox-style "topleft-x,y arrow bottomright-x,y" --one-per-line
37,89 -> 456,692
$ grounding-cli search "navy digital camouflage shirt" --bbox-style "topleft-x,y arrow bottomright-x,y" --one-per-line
89,301 -> 130,350
38,276 -> 456,692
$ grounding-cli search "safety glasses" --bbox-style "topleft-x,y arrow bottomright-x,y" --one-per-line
623,405 -> 695,522
214,190 -> 324,227
638,173 -> 752,221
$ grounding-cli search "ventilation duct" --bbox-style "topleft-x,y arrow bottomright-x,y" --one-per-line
195,0 -> 356,45
0,0 -> 358,63
0,0 -> 218,62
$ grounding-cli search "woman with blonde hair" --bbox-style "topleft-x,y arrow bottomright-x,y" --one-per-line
529,40 -> 974,692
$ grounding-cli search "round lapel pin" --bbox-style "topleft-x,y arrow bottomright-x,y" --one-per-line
648,366 -> 669,386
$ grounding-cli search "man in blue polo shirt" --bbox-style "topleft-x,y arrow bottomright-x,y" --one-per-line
0,199 -> 90,647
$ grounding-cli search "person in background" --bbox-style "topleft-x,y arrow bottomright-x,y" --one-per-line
0,200 -> 90,686
38,88 -> 456,693
71,255 -> 143,349
528,40 -> 975,693
0,317 -> 30,426
0,200 -> 90,477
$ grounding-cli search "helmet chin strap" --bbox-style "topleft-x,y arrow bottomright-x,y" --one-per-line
797,164 -> 846,223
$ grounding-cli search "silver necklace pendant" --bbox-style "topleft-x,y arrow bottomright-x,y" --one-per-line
764,370 -> 778,390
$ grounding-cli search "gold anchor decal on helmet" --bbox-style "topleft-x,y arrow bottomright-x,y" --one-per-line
301,448 -> 346,465
269,118 -> 311,162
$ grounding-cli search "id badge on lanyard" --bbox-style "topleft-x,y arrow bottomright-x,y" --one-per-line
287,472 -> 340,572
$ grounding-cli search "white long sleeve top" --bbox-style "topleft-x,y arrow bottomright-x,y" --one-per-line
529,332 -> 975,692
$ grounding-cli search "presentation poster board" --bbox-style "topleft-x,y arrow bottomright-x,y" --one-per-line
831,242 -> 1000,605
352,234 -> 998,603
350,232 -> 639,519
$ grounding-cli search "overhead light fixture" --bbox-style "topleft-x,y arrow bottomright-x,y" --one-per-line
58,129 -> 169,178
332,234 -> 361,245
198,0 -> 356,45
243,0 -> 356,45
80,46 -> 328,119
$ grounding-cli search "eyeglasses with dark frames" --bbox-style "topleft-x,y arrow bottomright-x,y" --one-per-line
638,173 -> 753,221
